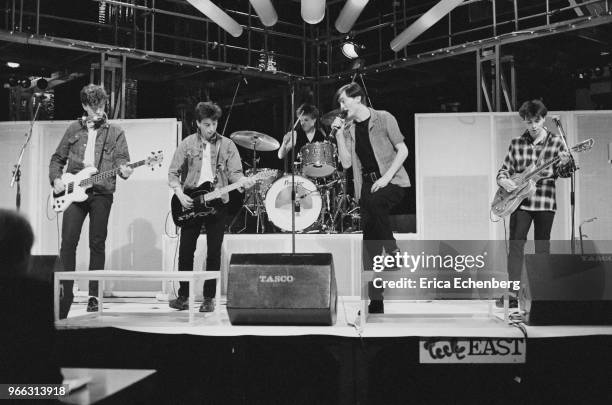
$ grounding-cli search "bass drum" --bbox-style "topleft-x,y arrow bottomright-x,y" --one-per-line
264,175 -> 321,231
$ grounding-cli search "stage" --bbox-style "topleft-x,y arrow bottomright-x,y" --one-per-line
55,297 -> 612,405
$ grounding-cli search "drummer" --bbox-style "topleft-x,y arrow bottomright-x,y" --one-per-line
277,103 -> 331,167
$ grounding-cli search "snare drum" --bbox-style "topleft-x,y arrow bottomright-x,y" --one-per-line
264,175 -> 321,231
300,142 -> 336,178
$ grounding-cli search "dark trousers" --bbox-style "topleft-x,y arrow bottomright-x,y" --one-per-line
360,181 -> 406,264
177,207 -> 227,298
507,209 -> 555,285
59,193 -> 113,318
360,181 -> 405,301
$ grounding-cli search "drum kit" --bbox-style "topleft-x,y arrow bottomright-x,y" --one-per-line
228,127 -> 360,234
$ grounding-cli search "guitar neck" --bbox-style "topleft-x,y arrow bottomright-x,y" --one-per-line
204,181 -> 244,201
523,156 -> 559,182
80,160 -> 144,187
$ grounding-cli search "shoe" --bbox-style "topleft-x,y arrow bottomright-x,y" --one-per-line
169,296 -> 189,310
86,297 -> 98,312
495,296 -> 518,309
199,298 -> 215,313
368,299 -> 384,314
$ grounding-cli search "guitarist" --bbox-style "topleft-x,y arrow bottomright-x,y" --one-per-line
168,101 -> 255,312
496,100 -> 572,307
49,84 -> 133,316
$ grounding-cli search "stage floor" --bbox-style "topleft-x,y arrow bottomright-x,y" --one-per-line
57,297 -> 612,339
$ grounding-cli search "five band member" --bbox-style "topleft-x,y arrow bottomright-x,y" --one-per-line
277,103 -> 329,165
333,82 -> 410,313
168,101 -> 255,312
49,84 -> 133,317
496,99 -> 572,307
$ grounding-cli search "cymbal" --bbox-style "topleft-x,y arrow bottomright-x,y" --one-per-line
230,131 -> 280,151
320,109 -> 342,126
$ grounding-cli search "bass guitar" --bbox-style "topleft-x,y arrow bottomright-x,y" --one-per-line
171,169 -> 275,227
491,138 -> 593,218
52,151 -> 164,212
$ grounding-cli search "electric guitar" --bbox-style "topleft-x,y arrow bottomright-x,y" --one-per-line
52,151 -> 164,212
490,138 -> 593,218
171,169 -> 275,228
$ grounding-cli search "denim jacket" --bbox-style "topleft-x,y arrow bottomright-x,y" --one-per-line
49,121 -> 131,194
168,132 -> 244,203
341,108 -> 411,199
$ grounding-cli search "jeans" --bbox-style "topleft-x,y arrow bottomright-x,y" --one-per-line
177,207 -> 227,298
507,209 -> 555,285
59,193 -> 113,318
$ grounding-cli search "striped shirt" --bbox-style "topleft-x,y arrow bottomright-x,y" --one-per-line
497,130 -> 571,211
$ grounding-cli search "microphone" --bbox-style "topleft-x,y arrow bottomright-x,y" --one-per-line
329,110 -> 348,139
551,115 -> 561,126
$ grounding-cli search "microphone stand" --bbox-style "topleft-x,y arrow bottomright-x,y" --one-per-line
289,79 -> 296,254
10,100 -> 42,212
552,117 -> 578,253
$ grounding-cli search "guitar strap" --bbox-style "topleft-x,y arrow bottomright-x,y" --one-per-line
96,127 -> 109,172
533,130 -> 551,168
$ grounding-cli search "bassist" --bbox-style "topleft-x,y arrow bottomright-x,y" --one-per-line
496,100 -> 572,306
49,84 -> 133,316
168,101 -> 254,312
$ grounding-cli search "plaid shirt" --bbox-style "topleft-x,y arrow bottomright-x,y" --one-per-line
497,130 -> 571,211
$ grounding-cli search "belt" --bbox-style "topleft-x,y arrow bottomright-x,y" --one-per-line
362,171 -> 380,183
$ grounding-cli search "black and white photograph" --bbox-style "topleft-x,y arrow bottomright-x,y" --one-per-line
1,1 -> 611,404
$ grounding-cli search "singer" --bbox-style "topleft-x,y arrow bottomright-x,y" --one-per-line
496,99 -> 572,307
333,82 -> 410,314
277,103 -> 330,164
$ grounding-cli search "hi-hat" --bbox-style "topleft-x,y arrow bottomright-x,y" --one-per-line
230,131 -> 280,151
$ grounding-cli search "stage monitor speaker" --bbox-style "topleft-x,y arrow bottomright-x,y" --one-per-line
520,254 -> 612,325
227,253 -> 337,326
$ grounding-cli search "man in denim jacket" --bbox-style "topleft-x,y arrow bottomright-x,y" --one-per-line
334,82 -> 410,314
168,101 -> 254,312
49,84 -> 133,316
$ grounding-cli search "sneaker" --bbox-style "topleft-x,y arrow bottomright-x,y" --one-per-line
495,296 -> 518,309
169,295 -> 189,310
368,299 -> 384,314
86,297 -> 99,312
199,298 -> 215,313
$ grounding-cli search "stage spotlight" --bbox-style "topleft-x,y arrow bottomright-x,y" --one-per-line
6,61 -> 20,68
20,78 -> 31,88
341,40 -> 363,59
593,66 -> 604,77
249,0 -> 277,27
301,0 -> 325,24
186,0 -> 243,37
8,76 -> 18,87
37,78 -> 48,90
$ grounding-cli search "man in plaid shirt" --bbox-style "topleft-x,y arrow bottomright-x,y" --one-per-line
496,99 -> 572,307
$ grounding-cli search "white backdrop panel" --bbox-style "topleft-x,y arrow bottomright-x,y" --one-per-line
415,112 -> 607,241
575,113 -> 612,241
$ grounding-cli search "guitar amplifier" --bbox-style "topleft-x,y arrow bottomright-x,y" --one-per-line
227,253 -> 337,325
520,254 -> 612,325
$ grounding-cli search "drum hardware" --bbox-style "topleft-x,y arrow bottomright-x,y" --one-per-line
228,130 -> 280,234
